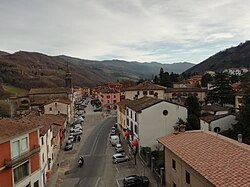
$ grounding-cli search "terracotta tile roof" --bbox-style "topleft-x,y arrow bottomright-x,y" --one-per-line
117,99 -> 133,109
0,118 -> 40,143
22,112 -> 66,136
126,96 -> 164,112
199,114 -> 230,123
165,87 -> 207,93
201,104 -> 228,112
122,81 -> 165,91
45,98 -> 72,105
158,131 -> 250,187
29,87 -> 71,95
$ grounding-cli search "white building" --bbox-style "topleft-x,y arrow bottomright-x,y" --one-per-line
126,96 -> 187,152
122,81 -> 166,100
223,67 -> 249,75
200,114 -> 237,133
44,98 -> 73,124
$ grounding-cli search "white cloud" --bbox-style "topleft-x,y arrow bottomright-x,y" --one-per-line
0,0 -> 250,64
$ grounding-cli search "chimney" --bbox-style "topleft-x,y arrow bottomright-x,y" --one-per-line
237,134 -> 242,143
179,124 -> 186,132
173,125 -> 179,134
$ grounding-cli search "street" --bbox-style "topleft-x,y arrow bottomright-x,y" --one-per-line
50,98 -> 158,187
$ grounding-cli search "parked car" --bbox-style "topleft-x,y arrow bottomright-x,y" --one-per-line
115,143 -> 124,153
123,175 -> 150,187
69,129 -> 83,136
110,135 -> 120,146
64,140 -> 73,151
112,153 -> 129,164
71,126 -> 83,131
93,107 -> 102,112
68,135 -> 75,143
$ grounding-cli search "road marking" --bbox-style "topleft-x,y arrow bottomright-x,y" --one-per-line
94,177 -> 101,187
115,164 -> 119,173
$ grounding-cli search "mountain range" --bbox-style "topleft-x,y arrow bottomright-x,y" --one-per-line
0,51 -> 194,89
1,40 -> 250,90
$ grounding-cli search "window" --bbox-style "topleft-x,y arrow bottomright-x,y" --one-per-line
163,110 -> 168,116
149,91 -> 154,95
107,100 -> 110,103
135,113 -> 137,122
21,137 -> 28,151
42,153 -> 44,163
130,111 -> 132,118
49,107 -> 52,111
143,91 -> 147,95
12,141 -> 20,158
114,95 -> 116,98
13,161 -> 29,183
113,100 -> 116,103
126,109 -> 129,115
41,137 -> 44,145
34,180 -> 39,187
134,125 -> 138,135
186,171 -> 190,184
107,95 -> 110,99
137,91 -> 139,95
172,182 -> 176,187
172,159 -> 176,170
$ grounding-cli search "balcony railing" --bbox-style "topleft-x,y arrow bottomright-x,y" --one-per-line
5,145 -> 40,168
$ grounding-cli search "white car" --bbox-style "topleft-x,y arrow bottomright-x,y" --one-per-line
69,129 -> 83,136
72,126 -> 82,131
112,153 -> 129,164
115,144 -> 124,153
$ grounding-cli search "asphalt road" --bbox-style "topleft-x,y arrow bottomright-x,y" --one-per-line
65,116 -> 116,187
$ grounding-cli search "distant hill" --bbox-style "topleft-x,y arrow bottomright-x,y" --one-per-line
0,51 -> 194,89
184,41 -> 250,75
59,55 -> 194,79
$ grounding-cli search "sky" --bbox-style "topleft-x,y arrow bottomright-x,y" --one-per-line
0,0 -> 250,64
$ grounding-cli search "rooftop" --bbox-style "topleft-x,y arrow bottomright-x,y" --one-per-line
165,87 -> 207,92
22,112 -> 66,135
45,98 -> 72,105
0,118 -> 40,143
201,104 -> 228,112
122,81 -> 165,91
199,114 -> 231,123
29,87 -> 71,95
126,96 -> 184,113
158,131 -> 250,187
126,96 -> 163,112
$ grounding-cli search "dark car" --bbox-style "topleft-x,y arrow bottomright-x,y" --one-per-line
64,140 -> 73,151
123,175 -> 149,187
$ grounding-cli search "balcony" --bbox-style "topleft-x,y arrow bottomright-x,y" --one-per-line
5,145 -> 40,168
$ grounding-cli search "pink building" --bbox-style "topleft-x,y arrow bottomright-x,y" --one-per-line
97,88 -> 120,110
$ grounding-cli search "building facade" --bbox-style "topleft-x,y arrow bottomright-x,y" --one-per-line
158,131 -> 250,187
126,97 -> 187,152
122,81 -> 166,100
0,119 -> 41,187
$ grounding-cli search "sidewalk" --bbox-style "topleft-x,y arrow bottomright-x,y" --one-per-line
119,136 -> 160,187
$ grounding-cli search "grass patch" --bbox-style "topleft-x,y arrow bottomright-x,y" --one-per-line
2,84 -> 28,97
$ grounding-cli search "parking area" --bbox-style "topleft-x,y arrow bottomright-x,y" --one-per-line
107,125 -> 158,187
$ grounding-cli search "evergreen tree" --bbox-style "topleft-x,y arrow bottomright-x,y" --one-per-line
233,86 -> 250,144
201,73 -> 213,87
153,75 -> 159,84
185,95 -> 201,130
206,72 -> 234,106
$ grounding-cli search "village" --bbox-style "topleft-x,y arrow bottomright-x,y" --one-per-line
0,67 -> 250,187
